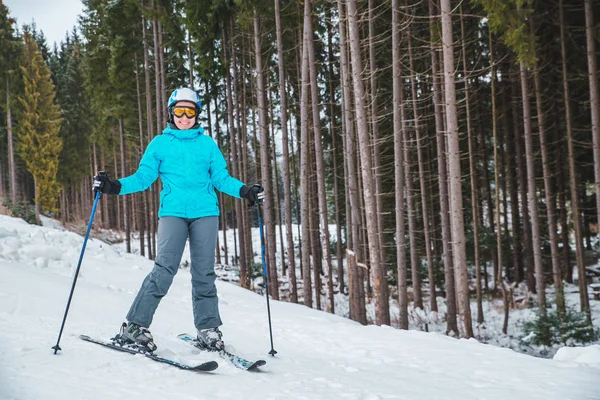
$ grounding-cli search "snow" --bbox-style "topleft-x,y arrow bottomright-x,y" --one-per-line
0,214 -> 598,400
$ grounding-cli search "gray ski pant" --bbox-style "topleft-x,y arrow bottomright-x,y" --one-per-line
126,216 -> 222,331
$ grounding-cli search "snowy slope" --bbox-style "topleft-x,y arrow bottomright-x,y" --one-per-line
0,214 -> 598,400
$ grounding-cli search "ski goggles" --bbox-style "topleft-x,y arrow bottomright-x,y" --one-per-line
171,106 -> 197,119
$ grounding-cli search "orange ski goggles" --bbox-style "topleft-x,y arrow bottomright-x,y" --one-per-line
172,106 -> 197,119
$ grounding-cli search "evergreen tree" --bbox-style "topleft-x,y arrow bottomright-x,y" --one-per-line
54,32 -> 91,185
0,3 -> 23,205
17,29 -> 63,223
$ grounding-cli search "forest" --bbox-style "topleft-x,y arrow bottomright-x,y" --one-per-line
0,0 -> 599,349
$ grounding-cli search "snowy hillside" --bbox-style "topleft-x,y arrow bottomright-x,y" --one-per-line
0,214 -> 598,400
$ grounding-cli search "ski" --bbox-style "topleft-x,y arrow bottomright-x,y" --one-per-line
177,333 -> 266,371
79,335 -> 219,372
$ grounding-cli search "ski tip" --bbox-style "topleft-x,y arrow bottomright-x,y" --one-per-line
247,360 -> 267,371
196,360 -> 219,372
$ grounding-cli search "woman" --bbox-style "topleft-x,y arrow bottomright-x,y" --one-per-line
93,87 -> 263,352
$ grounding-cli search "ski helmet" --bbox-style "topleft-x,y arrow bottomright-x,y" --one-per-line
167,87 -> 202,128
167,87 -> 202,111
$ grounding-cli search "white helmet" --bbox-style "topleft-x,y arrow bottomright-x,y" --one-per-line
167,87 -> 202,111
167,87 -> 202,128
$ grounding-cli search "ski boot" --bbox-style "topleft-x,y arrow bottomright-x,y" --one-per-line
113,322 -> 157,352
196,327 -> 224,351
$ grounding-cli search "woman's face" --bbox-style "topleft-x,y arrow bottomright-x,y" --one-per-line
172,101 -> 197,130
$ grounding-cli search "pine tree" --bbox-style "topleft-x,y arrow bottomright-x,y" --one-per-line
18,29 -> 63,223
0,3 -> 23,206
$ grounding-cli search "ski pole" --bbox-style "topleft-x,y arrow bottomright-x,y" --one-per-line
255,191 -> 277,356
52,179 -> 103,354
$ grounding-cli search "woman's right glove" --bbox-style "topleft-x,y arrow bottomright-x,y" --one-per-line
240,184 -> 264,207
93,172 -> 122,195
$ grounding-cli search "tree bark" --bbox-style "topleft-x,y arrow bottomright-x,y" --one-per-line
585,0 -> 600,248
519,62 -> 546,313
440,0 -> 473,337
347,0 -> 390,326
6,77 -> 17,206
532,54 -> 565,316
568,0 -> 591,322
393,0 -> 408,329
337,0 -> 365,324
461,9 -> 481,323
304,0 -> 334,312
274,0 -> 298,303
119,118 -> 131,253
430,0 -> 457,334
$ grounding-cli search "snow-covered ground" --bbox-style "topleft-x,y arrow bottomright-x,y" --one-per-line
0,214 -> 599,400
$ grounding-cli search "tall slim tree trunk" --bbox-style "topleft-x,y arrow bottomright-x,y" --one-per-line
304,0 -> 334,312
274,0 -> 298,303
461,10 -> 482,323
430,0 -> 457,334
490,32 -> 509,334
141,6 -> 156,259
519,62 -> 546,313
533,56 -> 565,316
135,59 -> 146,257
6,77 -> 17,206
404,127 -> 422,310
585,0 -> 600,247
368,0 -> 387,277
567,0 -> 591,322
393,0 -> 408,329
253,11 -> 279,300
408,22 -> 432,311
223,24 -> 248,288
337,0 -> 365,323
440,0 -> 473,338
119,118 -> 130,253
327,8 -> 344,294
300,22 -> 313,307
347,0 -> 390,326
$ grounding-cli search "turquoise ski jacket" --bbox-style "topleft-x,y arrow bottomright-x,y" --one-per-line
118,126 -> 244,218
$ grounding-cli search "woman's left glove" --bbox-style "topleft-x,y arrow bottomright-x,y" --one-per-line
93,172 -> 122,195
240,184 -> 264,207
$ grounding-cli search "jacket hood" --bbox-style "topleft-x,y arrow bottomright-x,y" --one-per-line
162,125 -> 205,140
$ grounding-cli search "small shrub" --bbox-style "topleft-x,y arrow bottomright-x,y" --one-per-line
4,198 -> 37,225
522,308 -> 599,347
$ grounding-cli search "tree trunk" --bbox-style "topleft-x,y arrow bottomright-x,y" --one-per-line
274,0 -> 298,303
408,22 -> 431,311
347,0 -> 390,326
223,23 -> 248,288
141,6 -> 156,259
393,0 -> 408,329
490,31 -> 509,334
253,11 -> 279,300
430,0 -> 457,334
440,0 -> 473,338
532,55 -> 565,316
558,0 -> 575,284
519,62 -> 546,313
6,77 -> 17,206
567,0 -> 591,322
135,57 -> 146,257
304,0 -> 334,312
461,9 -> 481,323
327,7 -> 344,295
585,0 -> 600,248
300,23 -> 313,307
119,118 -> 131,253
368,0 -> 387,281
337,0 -> 365,324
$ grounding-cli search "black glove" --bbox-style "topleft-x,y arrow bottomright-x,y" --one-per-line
93,172 -> 122,195
240,184 -> 264,207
